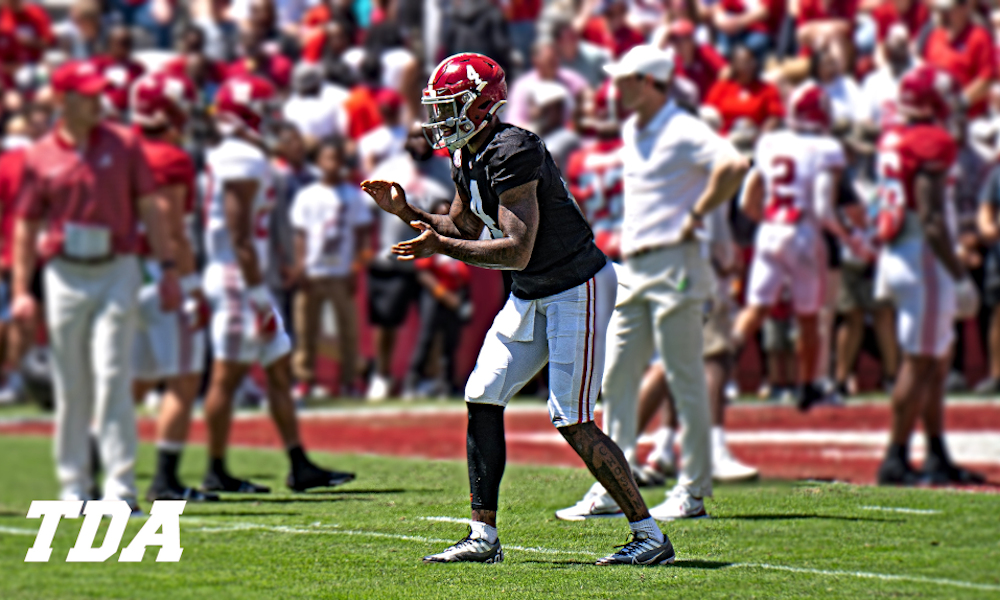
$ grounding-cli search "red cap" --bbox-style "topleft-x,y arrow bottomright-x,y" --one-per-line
669,19 -> 695,38
375,87 -> 403,112
51,60 -> 108,96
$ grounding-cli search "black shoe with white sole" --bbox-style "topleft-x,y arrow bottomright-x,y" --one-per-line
423,529 -> 503,564
286,464 -> 355,492
596,531 -> 676,566
201,473 -> 271,494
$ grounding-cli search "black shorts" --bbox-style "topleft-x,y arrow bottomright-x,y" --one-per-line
367,268 -> 420,327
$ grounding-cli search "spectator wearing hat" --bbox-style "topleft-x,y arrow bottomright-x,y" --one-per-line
11,60 -> 180,511
282,61 -> 347,148
923,0 -> 996,118
581,0 -> 645,60
704,44 -> 783,136
664,19 -> 727,101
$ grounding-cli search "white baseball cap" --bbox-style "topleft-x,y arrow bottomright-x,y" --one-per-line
603,45 -> 675,83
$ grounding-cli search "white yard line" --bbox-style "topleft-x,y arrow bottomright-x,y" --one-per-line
859,506 -> 942,515
0,525 -> 37,536
182,520 -> 1000,591
417,516 -> 472,525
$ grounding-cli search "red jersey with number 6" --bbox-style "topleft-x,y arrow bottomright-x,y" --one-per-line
752,129 -> 845,225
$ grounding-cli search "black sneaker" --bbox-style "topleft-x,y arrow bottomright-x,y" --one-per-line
596,531 -> 676,566
423,529 -> 503,564
923,454 -> 986,485
797,383 -> 825,412
146,484 -> 220,503
287,464 -> 355,492
201,472 -> 271,494
876,457 -> 924,486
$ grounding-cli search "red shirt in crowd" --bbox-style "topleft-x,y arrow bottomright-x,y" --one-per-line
416,255 -> 470,293
505,0 -> 542,22
160,55 -> 227,86
582,17 -> 645,59
676,44 -> 728,100
704,78 -> 784,134
91,56 -> 146,115
796,0 -> 859,25
923,23 -> 996,117
0,2 -> 53,64
16,122 -> 158,258
719,0 -> 786,36
871,0 -> 929,42
343,86 -> 383,140
227,54 -> 293,90
0,147 -> 25,269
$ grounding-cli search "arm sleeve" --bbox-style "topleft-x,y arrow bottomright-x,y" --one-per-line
14,155 -> 45,220
487,133 -> 544,196
688,115 -> 741,172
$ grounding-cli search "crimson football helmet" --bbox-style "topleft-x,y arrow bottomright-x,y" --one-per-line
897,65 -> 956,123
421,53 -> 507,152
788,82 -> 832,132
214,75 -> 277,135
130,72 -> 196,130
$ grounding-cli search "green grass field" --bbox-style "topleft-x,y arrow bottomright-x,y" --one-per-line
1,435 -> 999,599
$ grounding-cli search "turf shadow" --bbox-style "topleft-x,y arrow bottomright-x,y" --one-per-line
671,559 -> 733,570
713,513 -> 901,523
180,510 -> 305,517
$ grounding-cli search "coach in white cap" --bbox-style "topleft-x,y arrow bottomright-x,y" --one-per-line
557,45 -> 749,521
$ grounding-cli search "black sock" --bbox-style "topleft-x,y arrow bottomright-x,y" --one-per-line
288,445 -> 311,473
887,442 -> 909,464
928,436 -> 949,463
467,403 -> 506,512
209,457 -> 230,480
154,448 -> 181,490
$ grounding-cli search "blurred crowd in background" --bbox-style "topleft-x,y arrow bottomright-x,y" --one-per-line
1,0 -> 1000,408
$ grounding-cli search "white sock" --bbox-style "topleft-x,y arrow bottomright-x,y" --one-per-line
711,426 -> 725,453
470,520 -> 498,544
629,517 -> 664,543
650,427 -> 675,462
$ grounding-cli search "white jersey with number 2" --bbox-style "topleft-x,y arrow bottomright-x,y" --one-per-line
753,130 -> 845,224
203,137 -> 274,274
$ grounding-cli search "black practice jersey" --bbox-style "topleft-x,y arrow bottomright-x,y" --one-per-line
451,123 -> 607,299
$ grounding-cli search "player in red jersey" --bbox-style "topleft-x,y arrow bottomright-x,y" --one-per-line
873,65 -> 984,485
128,72 -> 218,501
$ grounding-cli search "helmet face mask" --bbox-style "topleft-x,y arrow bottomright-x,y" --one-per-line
421,53 -> 508,153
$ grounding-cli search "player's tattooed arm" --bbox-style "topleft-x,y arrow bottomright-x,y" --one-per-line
392,180 -> 539,270
915,169 -> 965,281
361,180 -> 483,240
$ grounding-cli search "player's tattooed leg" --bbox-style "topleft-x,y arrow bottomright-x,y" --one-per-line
559,422 -> 651,521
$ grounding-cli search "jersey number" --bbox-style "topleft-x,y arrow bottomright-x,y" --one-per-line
765,156 -> 800,222
470,180 -> 504,239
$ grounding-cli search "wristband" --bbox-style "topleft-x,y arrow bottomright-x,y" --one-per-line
689,209 -> 704,220
180,274 -> 202,295
247,284 -> 271,308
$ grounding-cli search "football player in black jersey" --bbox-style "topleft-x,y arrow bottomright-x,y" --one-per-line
362,52 -> 675,566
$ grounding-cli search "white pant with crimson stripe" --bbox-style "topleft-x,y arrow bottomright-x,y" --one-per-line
45,256 -> 142,502
465,261 -> 615,427
601,242 -> 713,499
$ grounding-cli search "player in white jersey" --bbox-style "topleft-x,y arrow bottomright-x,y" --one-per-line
128,72 -> 218,502
734,83 -> 865,411
200,75 -> 355,494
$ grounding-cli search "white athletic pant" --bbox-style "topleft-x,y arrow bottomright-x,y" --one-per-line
45,256 -> 142,501
603,243 -> 713,498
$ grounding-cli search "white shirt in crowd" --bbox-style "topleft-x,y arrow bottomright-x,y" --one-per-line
619,100 -> 740,255
290,182 -> 374,278
282,84 -> 349,141
861,65 -> 908,129
821,75 -> 865,127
